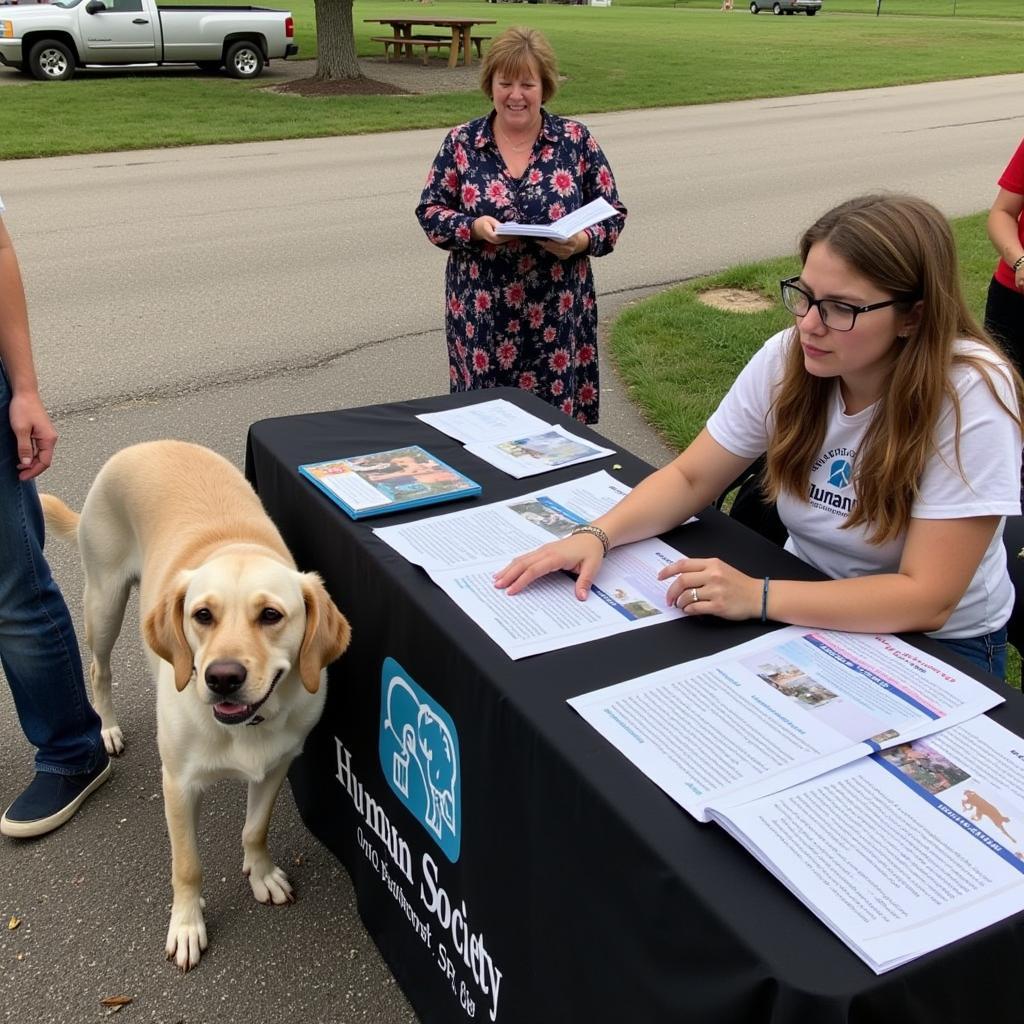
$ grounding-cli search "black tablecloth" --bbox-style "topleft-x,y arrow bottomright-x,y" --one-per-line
246,388 -> 1024,1024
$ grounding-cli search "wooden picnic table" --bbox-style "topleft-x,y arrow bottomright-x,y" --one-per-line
364,17 -> 497,68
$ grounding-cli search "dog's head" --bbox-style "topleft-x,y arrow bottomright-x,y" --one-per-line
143,549 -> 350,726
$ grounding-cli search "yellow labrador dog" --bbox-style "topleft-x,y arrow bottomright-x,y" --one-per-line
41,440 -> 350,971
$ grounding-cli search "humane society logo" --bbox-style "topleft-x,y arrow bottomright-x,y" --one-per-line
828,458 -> 852,489
379,658 -> 461,862
808,447 -> 857,517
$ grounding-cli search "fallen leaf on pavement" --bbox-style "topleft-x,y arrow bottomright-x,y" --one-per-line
100,995 -> 134,1007
7,916 -> 21,931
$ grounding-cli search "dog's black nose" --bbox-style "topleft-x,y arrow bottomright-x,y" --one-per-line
205,660 -> 247,696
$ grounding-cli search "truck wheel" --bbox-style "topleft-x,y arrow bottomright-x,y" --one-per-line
28,38 -> 76,81
224,41 -> 264,79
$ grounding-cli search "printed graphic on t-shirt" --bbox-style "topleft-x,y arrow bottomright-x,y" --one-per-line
808,447 -> 857,518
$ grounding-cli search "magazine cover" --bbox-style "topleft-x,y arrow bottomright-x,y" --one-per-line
299,446 -> 481,519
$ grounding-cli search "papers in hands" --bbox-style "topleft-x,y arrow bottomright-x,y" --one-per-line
493,197 -> 619,242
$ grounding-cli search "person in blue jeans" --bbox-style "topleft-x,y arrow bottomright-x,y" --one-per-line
0,197 -> 109,839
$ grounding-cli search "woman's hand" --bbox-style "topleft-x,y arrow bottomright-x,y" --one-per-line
540,231 -> 590,261
494,532 -> 606,600
471,216 -> 509,246
658,557 -> 762,621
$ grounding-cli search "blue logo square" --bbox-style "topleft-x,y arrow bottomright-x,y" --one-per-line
378,658 -> 461,863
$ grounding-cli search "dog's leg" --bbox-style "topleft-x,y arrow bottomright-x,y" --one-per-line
163,770 -> 208,971
83,575 -> 131,756
241,759 -> 295,906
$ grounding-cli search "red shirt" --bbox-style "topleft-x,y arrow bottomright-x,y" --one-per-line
994,137 -> 1024,290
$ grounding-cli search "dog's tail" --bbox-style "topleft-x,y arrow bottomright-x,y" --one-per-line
40,494 -> 81,545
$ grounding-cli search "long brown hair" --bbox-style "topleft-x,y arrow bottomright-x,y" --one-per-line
764,194 -> 1023,545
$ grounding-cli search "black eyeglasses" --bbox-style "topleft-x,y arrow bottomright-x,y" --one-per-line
780,277 -> 919,332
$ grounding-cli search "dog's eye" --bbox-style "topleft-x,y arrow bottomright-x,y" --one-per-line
259,608 -> 283,625
192,608 -> 214,625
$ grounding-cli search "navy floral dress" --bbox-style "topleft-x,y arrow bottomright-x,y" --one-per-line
416,110 -> 627,424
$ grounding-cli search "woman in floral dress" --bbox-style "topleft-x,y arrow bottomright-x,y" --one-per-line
415,27 -> 627,424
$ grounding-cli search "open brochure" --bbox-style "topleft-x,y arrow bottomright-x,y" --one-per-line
569,626 -> 1018,973
299,445 -> 480,520
417,400 -> 615,478
569,627 -> 1004,821
493,197 -> 619,242
373,470 -> 691,658
713,714 -> 1024,973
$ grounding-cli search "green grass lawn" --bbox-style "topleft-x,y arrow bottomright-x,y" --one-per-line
2,1 -> 1023,157
608,211 -> 1022,687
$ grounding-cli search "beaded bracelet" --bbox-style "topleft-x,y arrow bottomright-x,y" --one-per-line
570,523 -> 610,556
760,577 -> 771,623
1013,255 -> 1024,273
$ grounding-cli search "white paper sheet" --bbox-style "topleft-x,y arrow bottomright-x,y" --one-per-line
569,627 -> 1004,822
712,714 -> 1024,973
374,470 -> 690,658
418,400 -> 616,478
493,197 -> 619,242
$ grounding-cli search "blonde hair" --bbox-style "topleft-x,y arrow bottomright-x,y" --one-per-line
764,194 -> 1023,545
480,27 -> 559,104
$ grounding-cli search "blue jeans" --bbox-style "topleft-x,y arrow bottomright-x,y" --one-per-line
0,365 -> 103,775
936,626 -> 1009,681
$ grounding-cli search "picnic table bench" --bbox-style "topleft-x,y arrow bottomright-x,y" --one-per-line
365,17 -> 496,68
369,33 -> 491,65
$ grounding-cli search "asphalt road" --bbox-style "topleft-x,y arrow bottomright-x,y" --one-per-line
0,73 -> 1022,1024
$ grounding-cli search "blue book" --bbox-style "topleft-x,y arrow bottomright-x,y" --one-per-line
299,445 -> 481,520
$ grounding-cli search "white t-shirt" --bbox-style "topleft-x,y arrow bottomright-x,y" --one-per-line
706,329 -> 1022,639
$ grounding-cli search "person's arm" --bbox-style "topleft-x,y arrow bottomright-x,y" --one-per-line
987,187 -> 1024,293
414,127 -> 505,252
577,127 -> 626,259
493,429 -> 754,599
661,515 -> 999,630
0,216 -> 57,481
539,125 -> 627,262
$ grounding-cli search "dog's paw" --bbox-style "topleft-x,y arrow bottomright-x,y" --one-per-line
244,861 -> 295,905
101,725 -> 125,757
165,900 -> 208,971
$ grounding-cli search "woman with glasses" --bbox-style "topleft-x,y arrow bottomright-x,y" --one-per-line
495,194 -> 1023,678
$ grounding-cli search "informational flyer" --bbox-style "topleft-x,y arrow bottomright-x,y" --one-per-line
712,714 -> 1024,973
569,627 -> 1005,821
418,400 -> 615,478
373,470 -> 690,658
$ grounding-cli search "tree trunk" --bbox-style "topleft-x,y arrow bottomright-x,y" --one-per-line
314,0 -> 362,80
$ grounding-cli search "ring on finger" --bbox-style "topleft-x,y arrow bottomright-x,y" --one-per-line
691,587 -> 699,604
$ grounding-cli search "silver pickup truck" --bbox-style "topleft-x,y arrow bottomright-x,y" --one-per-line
0,0 -> 297,80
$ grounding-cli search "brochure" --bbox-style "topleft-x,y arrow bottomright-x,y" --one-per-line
299,445 -> 481,520
569,627 -> 1019,973
493,197 -> 619,243
713,714 -> 1024,973
417,400 -> 615,478
373,470 -> 693,658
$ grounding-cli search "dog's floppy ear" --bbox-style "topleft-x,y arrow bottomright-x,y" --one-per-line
143,573 -> 194,692
298,573 -> 351,694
